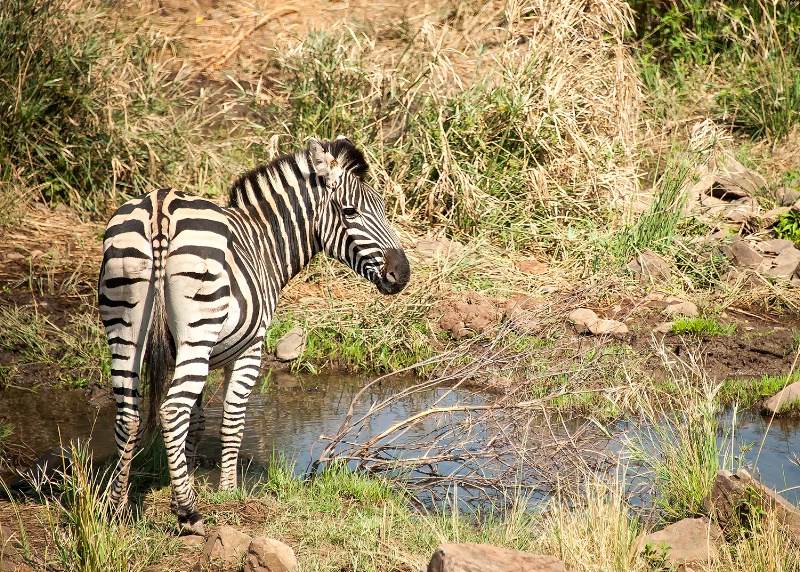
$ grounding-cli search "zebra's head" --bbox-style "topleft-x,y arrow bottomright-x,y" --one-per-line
309,137 -> 410,295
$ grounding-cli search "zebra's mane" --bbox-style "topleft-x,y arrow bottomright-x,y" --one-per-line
228,138 -> 369,208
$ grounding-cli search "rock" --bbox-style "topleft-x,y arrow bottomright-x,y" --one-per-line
568,308 -> 599,334
776,187 -> 800,206
653,321 -> 674,334
765,246 -> 800,278
275,327 -> 305,361
540,285 -> 559,294
641,518 -> 722,567
1,522 -> 17,557
503,294 -> 544,320
416,238 -> 464,260
665,301 -> 699,317
435,292 -> 498,339
761,207 -> 791,228
757,239 -> 795,255
703,469 -> 800,542
427,543 -> 572,572
627,251 -> 671,284
710,156 -> 768,199
244,537 -> 297,572
10,446 -> 72,493
587,319 -> 628,337
723,241 -> 763,269
197,526 -> 253,570
762,381 -> 800,415
516,259 -> 547,275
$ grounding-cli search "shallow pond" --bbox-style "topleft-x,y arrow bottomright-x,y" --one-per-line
2,373 -> 798,509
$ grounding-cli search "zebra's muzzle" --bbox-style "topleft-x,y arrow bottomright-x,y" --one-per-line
375,248 -> 410,295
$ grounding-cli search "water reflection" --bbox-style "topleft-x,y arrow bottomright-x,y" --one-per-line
1,375 -> 798,511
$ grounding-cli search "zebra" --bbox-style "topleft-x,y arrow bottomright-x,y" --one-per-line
98,136 -> 410,535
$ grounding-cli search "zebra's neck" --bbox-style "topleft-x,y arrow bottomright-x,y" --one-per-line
226,152 -> 323,289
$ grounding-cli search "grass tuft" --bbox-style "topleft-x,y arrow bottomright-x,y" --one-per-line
671,315 -> 736,337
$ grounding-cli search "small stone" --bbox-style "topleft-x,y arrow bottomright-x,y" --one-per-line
568,308 -> 599,333
627,250 -> 671,284
275,327 -> 305,361
757,239 -> 795,255
416,238 -> 464,260
516,258 -> 547,274
653,321 -> 674,334
776,187 -> 800,207
641,518 -> 722,566
723,241 -> 763,268
588,319 -> 628,337
244,537 -> 297,572
665,301 -> 699,317
540,285 -> 558,294
762,381 -> 800,415
503,294 -> 544,320
197,526 -> 253,569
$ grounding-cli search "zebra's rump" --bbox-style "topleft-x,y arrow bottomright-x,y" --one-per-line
98,189 -> 264,372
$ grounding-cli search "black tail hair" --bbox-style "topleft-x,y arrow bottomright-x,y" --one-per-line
142,286 -> 173,435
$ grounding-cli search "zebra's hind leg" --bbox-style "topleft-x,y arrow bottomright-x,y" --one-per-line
185,396 -> 206,484
219,336 -> 264,491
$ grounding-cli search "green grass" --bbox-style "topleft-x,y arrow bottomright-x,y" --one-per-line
624,377 -> 726,523
0,306 -> 109,388
671,315 -> 736,337
720,373 -> 799,408
31,441 -> 169,572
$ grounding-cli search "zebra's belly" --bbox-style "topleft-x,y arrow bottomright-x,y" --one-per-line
207,290 -> 266,370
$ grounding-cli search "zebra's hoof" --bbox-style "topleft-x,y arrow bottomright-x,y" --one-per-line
178,512 -> 206,537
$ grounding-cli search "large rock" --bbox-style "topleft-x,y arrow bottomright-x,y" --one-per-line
757,239 -> 795,256
762,381 -> 800,415
10,446 -> 72,493
275,327 -> 305,361
776,187 -> 800,206
723,241 -> 764,269
627,251 -> 671,284
764,246 -> 800,278
196,526 -> 253,570
244,537 -> 297,572
427,543 -> 572,572
710,156 -> 768,199
641,518 -> 722,567
1,522 -> 17,557
703,470 -> 800,542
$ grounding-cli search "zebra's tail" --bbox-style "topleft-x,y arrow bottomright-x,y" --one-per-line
143,189 -> 174,435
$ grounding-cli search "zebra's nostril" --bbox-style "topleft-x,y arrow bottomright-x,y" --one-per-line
385,271 -> 397,284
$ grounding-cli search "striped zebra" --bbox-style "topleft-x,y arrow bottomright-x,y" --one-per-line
98,137 -> 410,535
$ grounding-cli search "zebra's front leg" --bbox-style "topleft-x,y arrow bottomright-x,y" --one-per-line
219,338 -> 263,490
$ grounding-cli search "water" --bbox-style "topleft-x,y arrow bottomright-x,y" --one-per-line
2,374 -> 799,510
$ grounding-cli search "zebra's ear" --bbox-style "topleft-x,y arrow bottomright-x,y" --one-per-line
308,138 -> 333,179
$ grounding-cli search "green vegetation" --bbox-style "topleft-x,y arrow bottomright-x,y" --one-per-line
720,373 -> 798,408
0,306 -> 109,388
625,378 -> 725,522
775,210 -> 800,243
671,315 -> 736,337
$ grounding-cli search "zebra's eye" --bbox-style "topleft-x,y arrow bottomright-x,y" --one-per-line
342,207 -> 358,218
